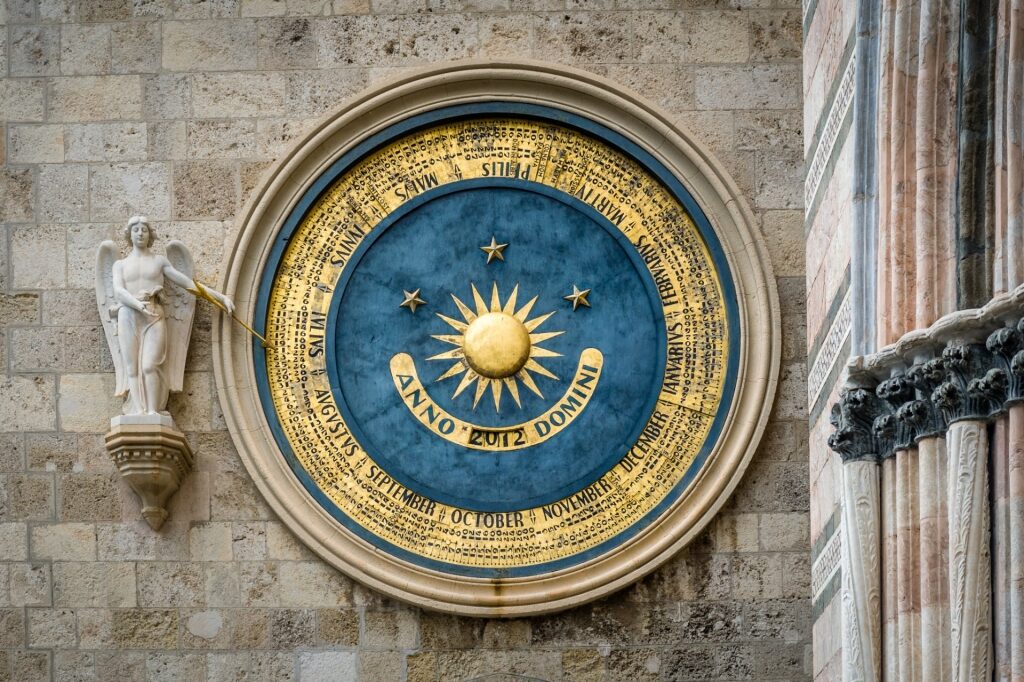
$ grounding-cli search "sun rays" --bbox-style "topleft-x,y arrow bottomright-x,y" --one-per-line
428,282 -> 563,412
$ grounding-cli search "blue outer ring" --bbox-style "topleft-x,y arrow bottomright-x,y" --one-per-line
252,102 -> 741,578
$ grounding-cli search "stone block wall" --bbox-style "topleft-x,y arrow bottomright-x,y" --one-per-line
0,1 -> 807,680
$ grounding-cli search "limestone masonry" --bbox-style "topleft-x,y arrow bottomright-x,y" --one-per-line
0,1 -> 807,680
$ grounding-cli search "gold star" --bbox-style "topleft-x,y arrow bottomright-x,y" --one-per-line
563,285 -> 591,311
399,289 -> 426,313
480,236 -> 508,264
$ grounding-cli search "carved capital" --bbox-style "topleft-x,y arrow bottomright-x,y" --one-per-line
904,359 -> 948,440
987,323 -> 1024,405
875,374 -> 915,452
828,387 -> 890,463
934,343 -> 1007,423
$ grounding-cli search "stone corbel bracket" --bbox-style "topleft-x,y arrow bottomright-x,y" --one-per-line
104,419 -> 194,530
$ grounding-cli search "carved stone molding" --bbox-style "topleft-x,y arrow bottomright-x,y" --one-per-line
104,419 -> 194,530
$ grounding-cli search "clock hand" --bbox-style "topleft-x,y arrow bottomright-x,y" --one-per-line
189,279 -> 268,347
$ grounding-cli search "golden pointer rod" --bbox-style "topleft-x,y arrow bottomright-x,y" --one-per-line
189,280 -> 268,348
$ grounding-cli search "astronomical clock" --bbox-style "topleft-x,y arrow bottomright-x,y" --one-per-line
215,63 -> 780,615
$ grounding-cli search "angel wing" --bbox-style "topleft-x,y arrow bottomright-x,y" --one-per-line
163,241 -> 197,393
96,241 -> 127,397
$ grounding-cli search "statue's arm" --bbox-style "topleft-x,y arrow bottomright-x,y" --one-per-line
112,261 -> 148,313
161,257 -> 235,315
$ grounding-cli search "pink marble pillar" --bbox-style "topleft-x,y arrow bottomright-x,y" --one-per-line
882,455 -> 900,679
918,436 -> 951,682
994,406 -> 1024,681
896,448 -> 922,680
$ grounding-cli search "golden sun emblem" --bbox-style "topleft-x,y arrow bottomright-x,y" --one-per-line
428,282 -> 563,412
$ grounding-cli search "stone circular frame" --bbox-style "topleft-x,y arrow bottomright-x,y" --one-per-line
214,61 -> 780,616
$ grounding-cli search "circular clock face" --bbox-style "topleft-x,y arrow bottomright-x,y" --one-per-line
253,104 -> 738,579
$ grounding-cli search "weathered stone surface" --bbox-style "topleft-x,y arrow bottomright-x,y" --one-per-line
53,562 -> 137,607
96,521 -> 188,561
406,651 -> 437,682
111,609 -> 180,649
142,75 -> 191,119
28,609 -> 77,648
637,11 -> 750,64
0,523 -> 29,561
61,24 -> 113,75
360,651 -> 403,681
11,25 -> 60,76
298,651 -> 356,680
138,562 -> 205,607
66,123 -> 147,162
12,225 -> 66,289
362,608 -> 418,648
38,165 -> 90,222
60,473 -> 122,521
10,563 -> 52,606
90,162 -> 171,221
0,376 -> 56,432
189,522 -> 233,561
8,124 -> 64,163
0,169 -> 35,222
10,327 -> 64,372
1,473 -> 54,520
162,20 -> 258,71
187,120 -> 256,160
111,22 -> 162,74
191,72 -> 288,118
696,64 -> 801,110
562,647 -> 605,681
172,161 -> 238,221
0,610 -> 25,648
57,373 -> 120,433
31,523 -> 97,561
50,76 -> 143,122
317,608 -> 359,646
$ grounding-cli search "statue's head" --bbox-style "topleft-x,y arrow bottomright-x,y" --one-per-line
124,216 -> 155,248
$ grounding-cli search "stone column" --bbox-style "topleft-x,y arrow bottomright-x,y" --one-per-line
933,343 -> 1007,682
880,453 -> 899,681
878,373 -> 922,681
829,388 -> 887,682
988,322 -> 1024,680
903,359 -> 951,682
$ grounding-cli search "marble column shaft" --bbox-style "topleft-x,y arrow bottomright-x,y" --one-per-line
882,455 -> 900,681
896,448 -> 922,680
842,459 -> 884,682
946,420 -> 994,682
917,436 -> 950,682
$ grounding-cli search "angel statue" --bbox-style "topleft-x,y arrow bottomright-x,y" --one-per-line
96,216 -> 235,417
